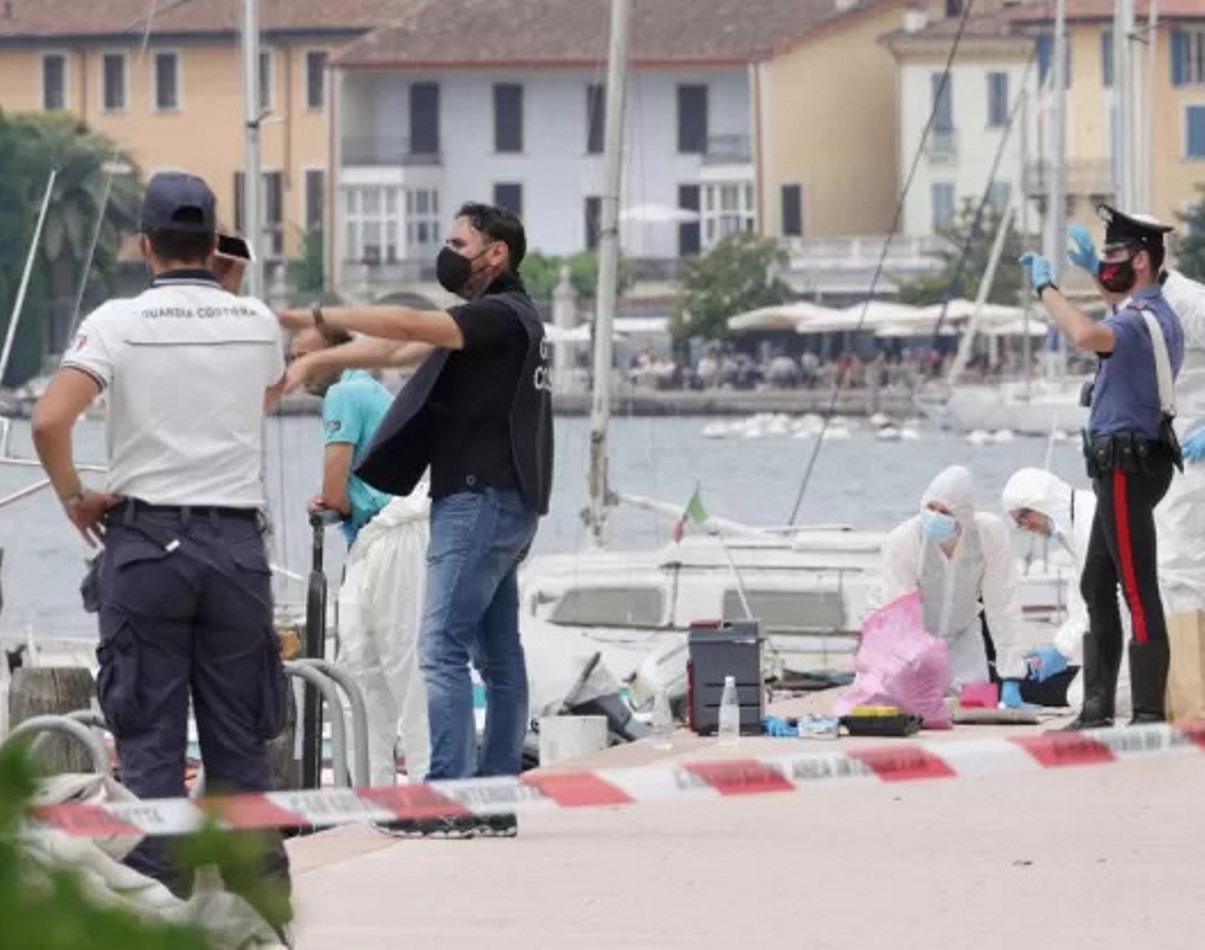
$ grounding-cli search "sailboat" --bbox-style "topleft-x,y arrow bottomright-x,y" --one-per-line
912,8 -> 1093,440
515,0 -> 1078,700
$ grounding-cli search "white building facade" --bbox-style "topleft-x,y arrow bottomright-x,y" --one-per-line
331,65 -> 756,293
890,20 -> 1037,239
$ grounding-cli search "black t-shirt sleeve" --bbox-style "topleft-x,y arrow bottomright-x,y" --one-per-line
449,297 -> 526,351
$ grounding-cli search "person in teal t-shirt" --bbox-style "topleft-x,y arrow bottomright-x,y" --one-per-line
293,327 -> 393,543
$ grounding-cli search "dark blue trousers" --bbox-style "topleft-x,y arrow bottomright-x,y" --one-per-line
96,504 -> 290,899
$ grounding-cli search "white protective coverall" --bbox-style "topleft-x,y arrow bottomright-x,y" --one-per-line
879,466 -> 1028,690
1001,467 -> 1132,715
338,492 -> 431,785
1156,270 -> 1205,613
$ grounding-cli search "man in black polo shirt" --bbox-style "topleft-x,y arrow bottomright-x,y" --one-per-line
278,203 -> 552,835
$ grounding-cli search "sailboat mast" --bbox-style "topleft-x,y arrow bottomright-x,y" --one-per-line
0,170 -> 57,386
586,0 -> 631,548
242,0 -> 264,298
1043,0 -> 1068,379
1114,0 -> 1137,210
1020,88 -> 1033,393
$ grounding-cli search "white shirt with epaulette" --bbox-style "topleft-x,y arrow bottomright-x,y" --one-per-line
62,271 -> 284,507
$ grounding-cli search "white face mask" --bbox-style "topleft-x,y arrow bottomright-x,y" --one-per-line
919,508 -> 958,543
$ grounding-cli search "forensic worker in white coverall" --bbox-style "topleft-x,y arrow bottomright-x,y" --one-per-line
1154,270 -> 1205,614
292,326 -> 431,785
1002,467 -> 1132,716
879,465 -> 1031,706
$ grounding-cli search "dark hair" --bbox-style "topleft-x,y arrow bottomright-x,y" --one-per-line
455,202 -> 526,270
1148,245 -> 1165,275
146,228 -> 214,265
319,326 -> 353,347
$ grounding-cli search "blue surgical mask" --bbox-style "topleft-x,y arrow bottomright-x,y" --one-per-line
920,508 -> 959,543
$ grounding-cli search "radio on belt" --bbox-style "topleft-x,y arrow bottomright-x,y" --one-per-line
686,618 -> 764,736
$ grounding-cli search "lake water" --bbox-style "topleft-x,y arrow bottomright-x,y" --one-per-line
0,413 -> 1087,643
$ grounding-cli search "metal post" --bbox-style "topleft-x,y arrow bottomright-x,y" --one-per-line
1019,88 -> 1033,394
1115,0 -> 1136,211
241,0 -> 263,298
1043,0 -> 1068,379
586,0 -> 631,548
301,510 -> 337,788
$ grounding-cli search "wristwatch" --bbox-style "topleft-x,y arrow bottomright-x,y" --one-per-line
61,489 -> 86,506
1035,281 -> 1058,299
310,300 -> 327,331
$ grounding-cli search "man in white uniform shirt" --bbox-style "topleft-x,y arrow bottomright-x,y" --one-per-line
32,172 -> 291,913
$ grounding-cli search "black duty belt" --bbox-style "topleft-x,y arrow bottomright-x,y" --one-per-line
1081,430 -> 1177,478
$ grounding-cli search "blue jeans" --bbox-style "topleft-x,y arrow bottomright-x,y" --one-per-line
420,488 -> 538,780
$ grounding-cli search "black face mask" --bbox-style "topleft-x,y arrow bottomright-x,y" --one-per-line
436,247 -> 472,295
1099,256 -> 1137,295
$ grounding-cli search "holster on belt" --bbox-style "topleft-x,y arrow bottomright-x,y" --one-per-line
1083,430 -> 1173,479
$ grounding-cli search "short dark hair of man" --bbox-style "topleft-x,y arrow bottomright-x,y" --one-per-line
455,202 -> 526,271
146,228 -> 215,266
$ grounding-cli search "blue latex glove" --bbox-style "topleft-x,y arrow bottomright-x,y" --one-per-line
1018,252 -> 1054,290
1066,224 -> 1100,275
1183,427 -> 1205,463
762,716 -> 796,738
1024,644 -> 1070,683
999,680 -> 1031,710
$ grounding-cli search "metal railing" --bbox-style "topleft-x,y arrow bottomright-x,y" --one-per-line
927,129 -> 957,161
342,135 -> 442,167
4,713 -> 111,776
1022,159 -> 1114,198
703,134 -> 752,164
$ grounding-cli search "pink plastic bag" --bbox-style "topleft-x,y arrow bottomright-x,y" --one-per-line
833,590 -> 953,729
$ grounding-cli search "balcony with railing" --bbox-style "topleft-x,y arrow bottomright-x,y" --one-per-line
342,135 -> 443,167
1022,160 -> 1114,199
702,133 -> 752,165
926,129 -> 957,164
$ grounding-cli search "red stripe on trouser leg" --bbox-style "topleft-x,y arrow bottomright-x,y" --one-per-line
1112,468 -> 1149,643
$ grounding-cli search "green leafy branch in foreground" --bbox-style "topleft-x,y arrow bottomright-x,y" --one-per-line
0,737 -> 289,949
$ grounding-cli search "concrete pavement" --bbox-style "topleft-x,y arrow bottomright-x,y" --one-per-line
286,717 -> 1205,949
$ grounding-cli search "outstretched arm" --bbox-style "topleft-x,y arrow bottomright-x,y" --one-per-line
280,305 -> 463,350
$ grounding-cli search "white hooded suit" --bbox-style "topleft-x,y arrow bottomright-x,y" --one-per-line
879,466 -> 1028,689
1002,467 -> 1132,715
338,492 -> 432,785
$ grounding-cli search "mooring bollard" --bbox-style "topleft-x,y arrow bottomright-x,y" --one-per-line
8,667 -> 96,773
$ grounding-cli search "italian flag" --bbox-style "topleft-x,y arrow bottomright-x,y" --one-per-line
671,484 -> 709,542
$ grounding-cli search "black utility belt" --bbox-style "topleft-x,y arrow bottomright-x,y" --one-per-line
1081,430 -> 1170,477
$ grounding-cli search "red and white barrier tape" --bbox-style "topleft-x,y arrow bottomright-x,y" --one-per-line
28,721 -> 1205,839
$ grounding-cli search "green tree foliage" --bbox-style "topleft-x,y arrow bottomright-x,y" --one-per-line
286,227 -> 343,306
673,231 -> 789,341
0,737 -> 290,949
895,200 -> 1029,309
0,112 -> 141,387
1175,187 -> 1205,281
519,249 -> 632,302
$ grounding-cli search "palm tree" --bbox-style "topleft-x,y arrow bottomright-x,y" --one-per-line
10,114 -> 142,358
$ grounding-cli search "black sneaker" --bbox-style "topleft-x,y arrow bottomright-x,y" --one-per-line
372,815 -> 480,839
477,813 -> 518,838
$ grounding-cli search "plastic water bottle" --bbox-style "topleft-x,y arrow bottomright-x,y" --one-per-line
718,675 -> 740,746
652,686 -> 674,750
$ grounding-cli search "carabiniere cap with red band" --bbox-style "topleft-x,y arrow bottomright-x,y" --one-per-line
1097,203 -> 1175,254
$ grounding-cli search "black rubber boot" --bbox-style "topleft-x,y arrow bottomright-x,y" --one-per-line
1059,634 -> 1119,730
1127,639 -> 1170,725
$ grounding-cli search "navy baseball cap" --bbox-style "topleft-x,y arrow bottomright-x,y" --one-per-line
140,171 -> 216,234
